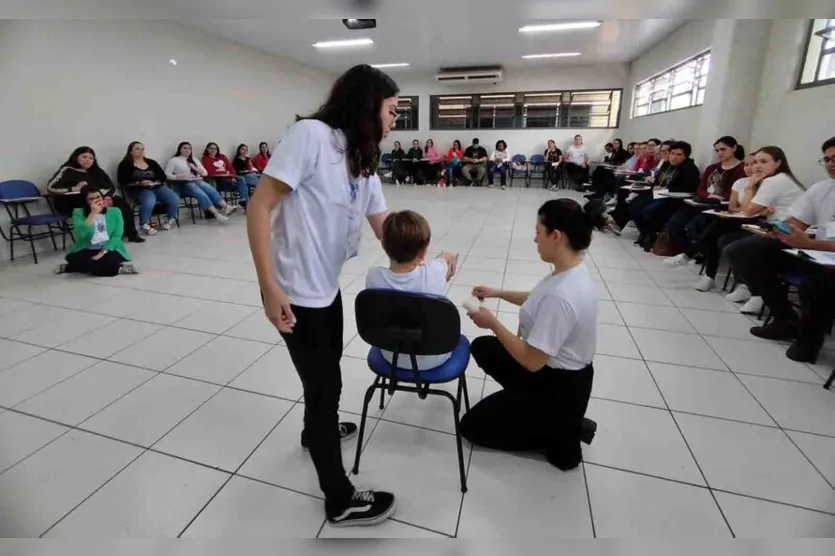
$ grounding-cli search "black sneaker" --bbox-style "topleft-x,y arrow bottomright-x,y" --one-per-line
327,490 -> 396,528
750,319 -> 798,341
301,422 -> 358,450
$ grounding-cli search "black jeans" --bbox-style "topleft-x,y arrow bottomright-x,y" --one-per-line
460,336 -> 594,469
487,163 -> 508,186
65,249 -> 127,277
668,206 -> 708,252
565,162 -> 589,187
726,236 -> 835,341
279,292 -> 354,507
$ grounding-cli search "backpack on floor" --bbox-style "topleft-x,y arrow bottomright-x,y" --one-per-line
651,228 -> 680,257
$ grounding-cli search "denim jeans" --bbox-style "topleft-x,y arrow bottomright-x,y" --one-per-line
136,186 -> 180,225
241,172 -> 260,191
214,176 -> 249,202
179,180 -> 223,210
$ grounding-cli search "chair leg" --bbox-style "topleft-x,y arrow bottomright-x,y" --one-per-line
378,377 -> 386,410
450,397 -> 468,493
49,225 -> 59,251
28,226 -> 38,264
722,270 -> 732,292
824,369 -> 834,390
352,379 -> 379,475
460,376 -> 471,412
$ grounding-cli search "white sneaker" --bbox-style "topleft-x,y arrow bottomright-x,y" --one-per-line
604,215 -> 622,236
725,284 -> 751,303
626,193 -> 638,203
740,296 -> 763,315
162,221 -> 172,231
223,204 -> 239,216
664,254 -> 690,268
141,223 -> 157,236
695,276 -> 715,292
213,211 -> 230,223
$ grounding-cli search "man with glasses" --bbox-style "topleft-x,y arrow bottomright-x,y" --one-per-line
726,136 -> 835,364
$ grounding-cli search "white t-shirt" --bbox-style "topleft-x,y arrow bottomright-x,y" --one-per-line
365,259 -> 451,370
90,214 -> 108,249
492,150 -> 509,164
265,119 -> 388,308
788,179 -> 835,228
164,156 -> 207,181
567,145 -> 587,166
518,264 -> 597,370
750,172 -> 804,222
731,177 -> 750,205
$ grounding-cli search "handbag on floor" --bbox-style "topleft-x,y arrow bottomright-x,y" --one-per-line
651,229 -> 680,257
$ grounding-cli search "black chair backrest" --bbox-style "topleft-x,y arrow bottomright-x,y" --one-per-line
355,289 -> 461,356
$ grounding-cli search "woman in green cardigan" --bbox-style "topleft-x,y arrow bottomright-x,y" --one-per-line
56,186 -> 138,276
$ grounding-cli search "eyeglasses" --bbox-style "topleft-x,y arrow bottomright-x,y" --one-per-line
819,157 -> 835,166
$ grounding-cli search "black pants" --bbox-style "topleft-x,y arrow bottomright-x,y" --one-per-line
565,162 -> 589,187
54,194 -> 139,240
726,236 -> 835,342
460,336 -> 594,470
391,161 -> 408,183
634,198 -> 683,239
487,163 -> 507,186
65,249 -> 127,277
590,167 -> 616,197
691,220 -> 747,279
279,292 -> 354,507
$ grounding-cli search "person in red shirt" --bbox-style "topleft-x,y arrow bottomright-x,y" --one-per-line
444,139 -> 464,186
202,142 -> 248,207
252,142 -> 272,173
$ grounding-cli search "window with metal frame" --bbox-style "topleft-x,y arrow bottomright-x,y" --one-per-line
798,19 -> 835,88
393,96 -> 419,131
632,50 -> 711,118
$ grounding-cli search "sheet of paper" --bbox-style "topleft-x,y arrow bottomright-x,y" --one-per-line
784,249 -> 835,266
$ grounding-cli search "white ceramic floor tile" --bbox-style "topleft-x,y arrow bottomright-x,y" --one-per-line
173,303 -> 259,334
596,323 -> 641,359
0,430 -> 142,537
461,256 -> 508,273
592,355 -> 665,408
582,398 -> 704,485
0,411 -> 68,473
457,449 -> 593,538
81,374 -> 220,447
0,351 -> 99,408
737,375 -> 835,436
155,388 -> 293,472
714,492 -> 835,538
126,295 -> 209,326
597,267 -> 653,286
649,362 -> 773,425
453,269 -> 503,288
16,361 -> 156,426
58,319 -> 162,359
787,431 -> 835,487
12,311 -> 115,348
704,336 -> 822,383
45,451 -> 227,537
320,519 -> 446,538
109,327 -> 214,371
596,300 -> 624,326
228,345 -> 303,402
163,336 -> 272,385
382,378 -> 482,435
680,308 -> 766,341
0,298 -> 34,318
585,464 -> 731,538
182,476 -> 324,538
0,338 -> 45,371
223,312 -> 283,345
663,289 -> 738,313
0,304 -> 76,338
616,302 -> 696,333
675,413 -> 835,513
630,328 -> 727,370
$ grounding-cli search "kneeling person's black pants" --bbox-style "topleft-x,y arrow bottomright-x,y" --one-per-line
461,336 -> 594,470
65,250 -> 127,277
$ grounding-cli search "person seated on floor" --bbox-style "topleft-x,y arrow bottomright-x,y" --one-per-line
252,142 -> 271,173
423,139 -> 444,185
202,142 -> 249,208
632,140 -> 701,251
390,141 -> 408,185
166,142 -> 237,222
462,138 -> 488,186
406,139 -> 424,184
460,198 -> 607,471
545,139 -> 564,191
725,137 -> 835,363
564,134 -> 590,187
55,186 -> 137,277
488,140 -> 510,189
47,146 -> 143,243
233,144 -> 262,192
444,139 -> 465,186
117,141 -> 181,237
365,210 -> 459,369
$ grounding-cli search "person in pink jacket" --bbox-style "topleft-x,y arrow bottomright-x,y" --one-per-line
423,139 -> 444,185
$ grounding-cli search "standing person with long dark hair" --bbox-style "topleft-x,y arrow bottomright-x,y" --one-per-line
247,64 -> 398,528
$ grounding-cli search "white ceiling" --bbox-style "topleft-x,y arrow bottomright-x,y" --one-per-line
183,17 -> 687,75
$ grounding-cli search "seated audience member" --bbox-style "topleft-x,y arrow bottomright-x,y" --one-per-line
233,144 -> 262,191
488,140 -> 510,189
564,134 -> 590,187
406,139 -> 423,184
423,139 -> 444,185
602,142 -> 615,163
587,138 -> 629,198
460,199 -> 607,471
609,138 -> 630,166
631,141 -> 701,250
462,138 -> 488,186
390,141 -> 408,185
365,210 -> 459,369
664,136 -> 747,258
252,142 -> 271,173
608,141 -> 676,230
117,141 -> 180,237
202,142 -> 248,207
47,146 -> 142,243
544,139 -> 564,191
55,186 -> 137,277
165,142 -> 237,222
444,139 -> 465,186
726,137 -> 835,363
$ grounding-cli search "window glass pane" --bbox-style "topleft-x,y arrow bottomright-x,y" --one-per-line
393,96 -> 418,131
800,19 -> 835,86
819,52 -> 835,81
632,50 -> 710,117
670,94 -> 691,111
696,89 -> 706,105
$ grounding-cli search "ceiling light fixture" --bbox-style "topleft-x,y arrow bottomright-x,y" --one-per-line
313,38 -> 374,49
371,63 -> 410,68
519,21 -> 601,33
343,19 -> 377,30
522,52 -> 582,59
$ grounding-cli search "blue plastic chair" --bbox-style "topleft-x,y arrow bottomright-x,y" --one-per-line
509,154 -> 528,188
528,154 -> 547,187
379,152 -> 394,183
0,180 -> 71,263
351,289 -> 472,492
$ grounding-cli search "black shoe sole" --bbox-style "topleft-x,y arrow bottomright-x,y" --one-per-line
327,500 -> 396,528
580,418 -> 597,446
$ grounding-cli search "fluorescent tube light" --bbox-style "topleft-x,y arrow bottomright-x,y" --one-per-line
313,38 -> 374,49
519,21 -> 601,33
522,52 -> 582,59
371,63 -> 410,68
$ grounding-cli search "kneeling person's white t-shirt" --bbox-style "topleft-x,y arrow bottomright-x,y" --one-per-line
518,264 -> 597,370
365,259 -> 452,370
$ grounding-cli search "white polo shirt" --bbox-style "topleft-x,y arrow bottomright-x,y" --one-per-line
788,179 -> 835,227
264,119 -> 388,308
750,172 -> 804,222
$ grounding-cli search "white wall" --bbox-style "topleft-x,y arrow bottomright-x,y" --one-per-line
619,19 -> 716,147
750,19 -> 835,187
0,20 -> 333,261
384,64 -> 629,160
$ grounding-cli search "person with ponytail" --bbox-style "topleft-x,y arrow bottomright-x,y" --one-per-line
461,198 -> 606,471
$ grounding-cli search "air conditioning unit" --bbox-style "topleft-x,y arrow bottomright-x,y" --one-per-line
436,66 -> 504,86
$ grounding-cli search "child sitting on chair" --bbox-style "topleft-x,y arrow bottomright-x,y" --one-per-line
365,210 -> 459,370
